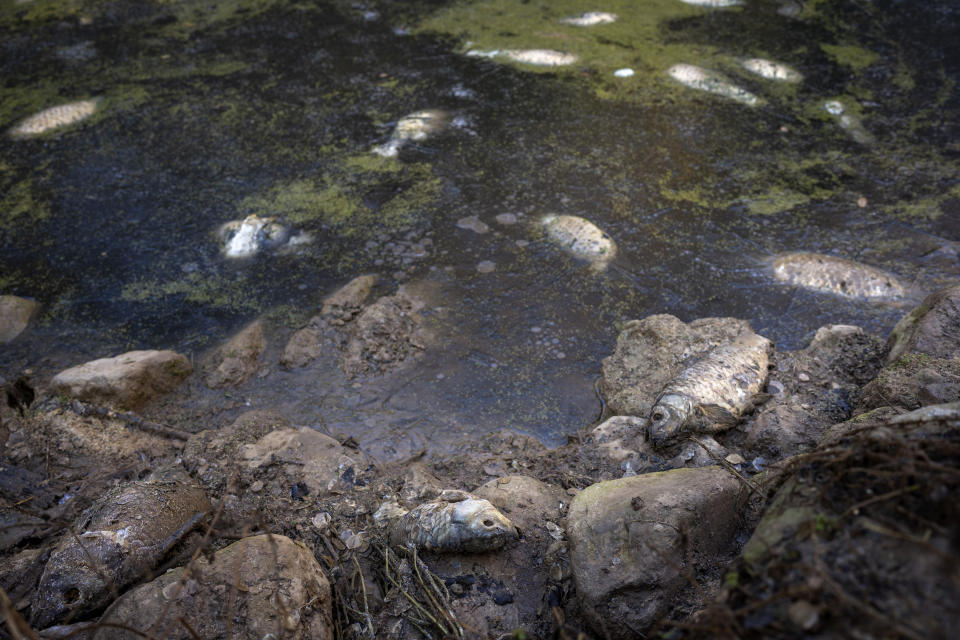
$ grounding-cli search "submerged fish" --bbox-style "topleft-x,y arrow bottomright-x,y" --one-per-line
559,12 -> 618,26
668,64 -> 762,106
219,214 -> 300,258
771,252 -> 912,301
648,333 -> 772,447
374,489 -> 518,553
741,58 -> 803,83
503,49 -> 579,66
679,0 -> 744,7
9,99 -> 99,137
373,109 -> 450,157
541,214 -> 617,271
823,100 -> 874,145
32,467 -> 209,628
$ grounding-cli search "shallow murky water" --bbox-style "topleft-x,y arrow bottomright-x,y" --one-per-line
2,0 -> 958,455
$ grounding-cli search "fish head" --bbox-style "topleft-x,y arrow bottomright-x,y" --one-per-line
450,498 -> 518,552
648,394 -> 692,447
32,543 -> 113,628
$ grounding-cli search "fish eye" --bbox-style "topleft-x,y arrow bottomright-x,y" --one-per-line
483,519 -> 494,527
652,412 -> 664,421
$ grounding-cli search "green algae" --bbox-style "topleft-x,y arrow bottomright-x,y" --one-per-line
239,151 -> 441,239
121,273 -> 264,312
820,43 -> 879,70
744,187 -> 810,216
0,167 -> 51,237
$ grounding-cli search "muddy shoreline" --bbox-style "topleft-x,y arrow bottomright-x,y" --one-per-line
2,281 -> 958,639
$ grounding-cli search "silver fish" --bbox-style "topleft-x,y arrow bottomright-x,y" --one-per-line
32,467 -> 209,628
667,63 -> 762,106
559,12 -> 618,26
741,58 -> 803,83
772,252 -> 910,300
372,109 -> 450,157
374,490 -> 518,553
648,333 -> 773,447
9,99 -> 100,138
541,214 -> 617,271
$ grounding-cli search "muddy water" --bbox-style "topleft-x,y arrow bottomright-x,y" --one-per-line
2,0 -> 958,456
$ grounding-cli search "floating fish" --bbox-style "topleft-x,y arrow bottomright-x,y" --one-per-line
32,467 -> 209,628
668,64 -> 762,106
679,0 -> 744,7
823,100 -> 874,144
771,252 -> 912,301
648,333 -> 772,447
741,58 -> 803,83
9,99 -> 100,138
374,489 -> 518,553
503,49 -> 579,66
372,109 -> 450,157
541,214 -> 617,271
219,214 -> 301,258
559,12 -> 618,26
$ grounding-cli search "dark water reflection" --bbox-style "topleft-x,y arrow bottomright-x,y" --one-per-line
1,0 -> 958,453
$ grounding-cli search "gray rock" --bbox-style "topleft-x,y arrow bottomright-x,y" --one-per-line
0,295 -> 36,343
587,416 -> 649,463
340,287 -> 427,377
321,274 -> 377,321
567,466 -> 745,638
857,354 -> 960,415
205,320 -> 265,388
50,350 -> 192,410
473,474 -> 565,534
280,322 -> 325,368
600,314 -> 755,417
95,535 -> 333,640
886,284 -> 960,365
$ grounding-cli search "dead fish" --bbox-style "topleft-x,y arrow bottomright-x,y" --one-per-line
741,58 -> 803,83
668,64 -> 762,106
9,99 -> 100,138
541,214 -> 617,271
679,0 -> 744,7
374,489 -> 518,553
372,109 -> 450,157
218,214 -> 304,258
823,100 -> 874,145
771,252 -> 912,301
32,466 -> 209,628
648,333 -> 773,447
466,49 -> 580,66
559,12 -> 618,26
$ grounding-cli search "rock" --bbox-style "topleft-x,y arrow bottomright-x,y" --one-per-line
857,354 -> 960,414
95,535 -> 333,640
587,416 -> 648,463
32,466 -> 210,628
600,315 -> 756,417
567,466 -> 745,638
321,274 -> 377,321
50,350 -> 192,410
280,322 -> 325,368
205,320 -> 265,388
885,285 -> 960,364
0,295 -> 36,343
0,464 -> 57,552
183,410 -> 290,494
238,427 -> 367,496
340,287 -> 427,377
472,475 -> 565,534
746,403 -> 825,457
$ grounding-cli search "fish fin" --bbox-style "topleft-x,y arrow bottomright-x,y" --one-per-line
697,404 -> 738,428
437,489 -> 472,502
750,392 -> 773,408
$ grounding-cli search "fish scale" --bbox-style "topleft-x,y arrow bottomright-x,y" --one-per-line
648,333 -> 772,447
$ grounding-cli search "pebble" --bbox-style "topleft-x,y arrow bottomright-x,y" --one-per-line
495,212 -> 518,225
614,68 -> 635,78
724,453 -> 745,465
476,260 -> 496,273
767,380 -> 786,395
515,239 -> 530,248
798,372 -> 810,382
457,215 -> 490,234
311,512 -> 331,530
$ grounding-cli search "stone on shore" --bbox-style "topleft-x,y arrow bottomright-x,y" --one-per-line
600,314 -> 756,417
0,295 -> 36,343
50,350 -> 192,410
94,534 -> 333,640
856,354 -> 960,415
205,320 -> 265,388
321,274 -> 377,322
885,284 -> 960,364
567,466 -> 745,638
